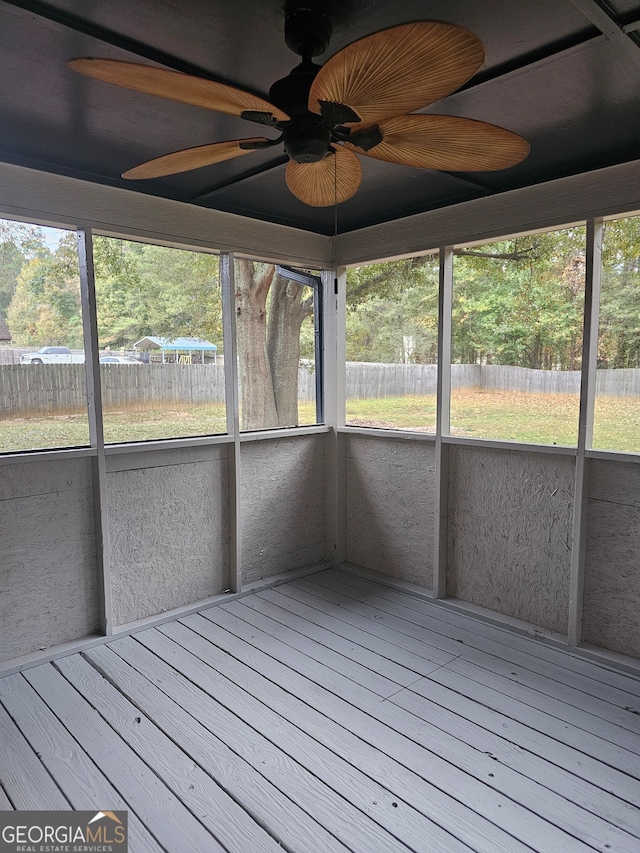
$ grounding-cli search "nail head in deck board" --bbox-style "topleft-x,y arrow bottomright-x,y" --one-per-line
447,445 -> 575,634
84,643 -> 350,853
187,610 -> 588,852
0,698 -> 69,810
345,435 -> 435,587
22,663 -> 227,852
104,632 -> 419,853
240,435 -> 326,584
424,663 -> 640,778
0,673 -> 163,853
54,653 -> 284,853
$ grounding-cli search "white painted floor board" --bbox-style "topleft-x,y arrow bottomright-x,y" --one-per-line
330,568 -> 640,697
1,569 -> 638,853
240,589 -> 640,840
201,600 -> 638,853
302,575 -> 640,746
328,573 -> 640,722
0,674 -> 164,853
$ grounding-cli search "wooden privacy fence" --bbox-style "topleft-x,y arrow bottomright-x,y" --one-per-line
2,362 -> 640,418
345,362 -> 640,398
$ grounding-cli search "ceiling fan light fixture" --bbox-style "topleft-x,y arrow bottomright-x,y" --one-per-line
284,124 -> 331,163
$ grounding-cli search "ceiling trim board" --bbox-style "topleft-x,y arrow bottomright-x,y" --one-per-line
335,158 -> 640,265
0,162 -> 331,266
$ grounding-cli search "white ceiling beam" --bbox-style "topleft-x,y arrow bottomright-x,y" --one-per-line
568,0 -> 640,68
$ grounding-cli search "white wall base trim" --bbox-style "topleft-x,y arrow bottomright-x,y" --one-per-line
0,559 -> 331,677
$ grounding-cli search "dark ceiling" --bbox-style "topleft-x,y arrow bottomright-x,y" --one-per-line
2,0 -> 640,235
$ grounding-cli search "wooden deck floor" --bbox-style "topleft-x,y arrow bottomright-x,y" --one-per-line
2,568 -> 640,852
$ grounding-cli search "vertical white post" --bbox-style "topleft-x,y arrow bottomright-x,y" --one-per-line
324,265 -> 346,566
568,218 -> 602,645
433,246 -> 453,598
221,253 -> 242,593
77,228 -> 112,635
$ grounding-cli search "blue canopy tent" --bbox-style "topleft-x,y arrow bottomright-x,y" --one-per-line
133,336 -> 218,364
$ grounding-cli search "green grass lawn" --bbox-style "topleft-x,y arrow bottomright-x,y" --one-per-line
346,389 -> 640,452
1,391 -> 638,453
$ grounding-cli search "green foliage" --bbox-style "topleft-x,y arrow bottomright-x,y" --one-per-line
346,230 -> 589,371
7,243 -> 84,347
0,221 -> 49,321
452,229 -> 586,369
599,217 -> 640,367
346,256 -> 439,363
93,238 -> 222,349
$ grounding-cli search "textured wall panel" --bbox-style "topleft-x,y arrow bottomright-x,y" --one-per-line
240,435 -> 325,583
447,446 -> 574,633
583,460 -> 640,657
345,435 -> 435,587
0,458 -> 98,661
107,446 -> 229,625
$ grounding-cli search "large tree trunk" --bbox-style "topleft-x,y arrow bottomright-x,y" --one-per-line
234,260 -> 278,430
267,274 -> 314,427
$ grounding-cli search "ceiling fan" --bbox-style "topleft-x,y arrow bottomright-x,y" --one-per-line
68,2 -> 530,207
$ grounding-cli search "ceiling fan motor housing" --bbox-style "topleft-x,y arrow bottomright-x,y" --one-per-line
270,59 -> 332,163
283,124 -> 331,162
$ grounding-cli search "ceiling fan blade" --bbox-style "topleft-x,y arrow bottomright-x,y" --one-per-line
308,22 -> 484,125
285,146 -> 362,207
122,138 -> 269,179
69,59 -> 290,122
347,114 -> 530,171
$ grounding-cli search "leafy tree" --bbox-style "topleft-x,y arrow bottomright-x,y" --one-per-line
599,217 -> 640,368
346,256 -> 439,363
0,220 -> 48,321
7,248 -> 83,346
93,238 -> 222,350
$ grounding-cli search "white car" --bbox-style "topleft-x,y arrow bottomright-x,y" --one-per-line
21,346 -> 84,364
99,355 -> 142,364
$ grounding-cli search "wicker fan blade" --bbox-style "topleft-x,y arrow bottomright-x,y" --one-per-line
285,147 -> 362,207
308,22 -> 484,124
347,114 -> 530,171
122,139 -> 269,179
69,59 -> 290,122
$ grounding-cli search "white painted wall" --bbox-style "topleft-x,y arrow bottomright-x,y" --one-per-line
106,445 -> 230,626
240,434 -> 326,584
0,457 -> 99,661
583,460 -> 640,658
345,434 -> 435,587
446,446 -> 575,634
